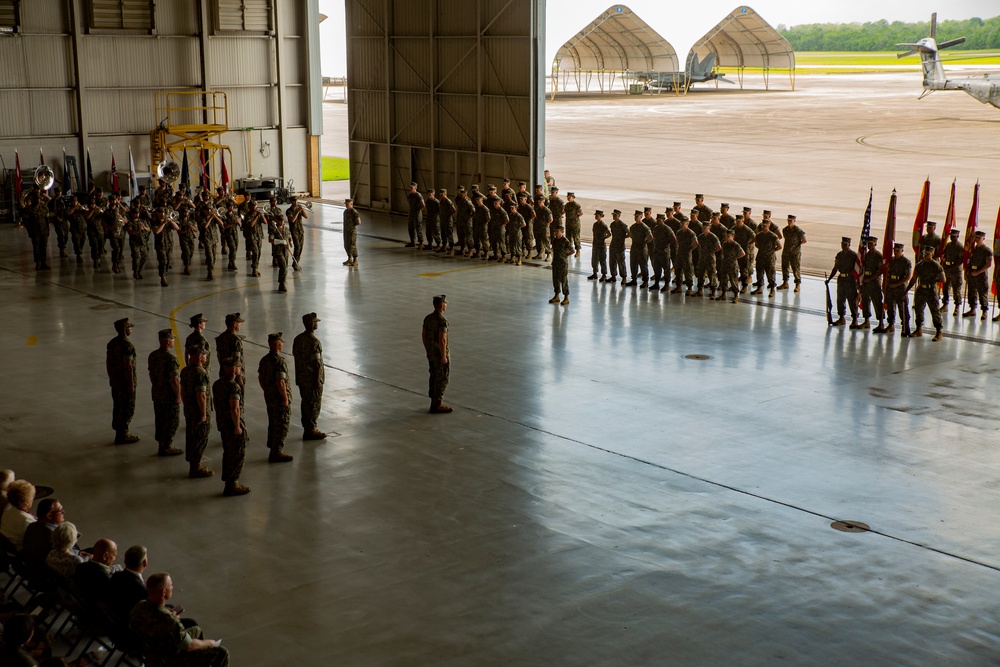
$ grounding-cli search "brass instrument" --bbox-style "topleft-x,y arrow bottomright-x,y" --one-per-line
34,165 -> 55,191
156,160 -> 181,184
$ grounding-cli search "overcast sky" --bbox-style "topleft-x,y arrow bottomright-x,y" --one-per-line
318,1 -> 998,76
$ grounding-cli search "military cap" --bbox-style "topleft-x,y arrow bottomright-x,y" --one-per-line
925,220 -> 937,226
634,210 -> 642,216
433,294 -> 447,306
502,177 -> 511,183
472,192 -> 483,200
517,192 -> 528,199
534,184 -> 543,190
508,201 -> 518,209
113,318 -> 133,332
734,213 -> 744,220
763,209 -> 771,215
187,342 -> 208,355
220,356 -> 242,367
487,184 -> 497,191
344,198 -> 353,204
470,184 -> 479,191
567,192 -> 575,198
158,328 -> 175,340
438,188 -> 447,195
950,228 -> 961,236
426,188 -> 434,194
742,206 -> 751,212
656,213 -> 666,220
867,236 -> 879,243
268,332 -> 283,343
188,313 -> 207,327
517,181 -> 526,187
673,202 -> 682,207
410,181 -> 418,187
456,186 -> 466,193
720,203 -> 729,208
787,214 -> 796,220
535,195 -> 546,202
975,230 -> 986,237
841,237 -> 852,244
695,193 -> 704,198
644,206 -> 652,213
595,210 -> 604,216
894,242 -> 905,250
612,209 -> 621,215
225,313 -> 245,325
550,186 -> 559,192
922,244 -> 936,253
725,228 -> 735,236
302,312 -> 320,326
711,211 -> 720,218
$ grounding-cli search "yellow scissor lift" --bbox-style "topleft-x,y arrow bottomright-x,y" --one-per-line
150,91 -> 234,192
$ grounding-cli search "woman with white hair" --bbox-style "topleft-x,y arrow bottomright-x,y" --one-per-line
0,479 -> 36,549
46,521 -> 84,579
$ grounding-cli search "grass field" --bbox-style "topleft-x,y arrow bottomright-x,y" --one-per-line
790,50 -> 1000,74
322,156 -> 349,181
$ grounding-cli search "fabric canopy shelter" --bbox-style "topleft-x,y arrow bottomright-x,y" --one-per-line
687,6 -> 796,90
552,5 -> 679,96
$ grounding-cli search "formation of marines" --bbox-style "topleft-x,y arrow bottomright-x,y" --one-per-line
105,311 -> 329,497
20,181 -> 312,292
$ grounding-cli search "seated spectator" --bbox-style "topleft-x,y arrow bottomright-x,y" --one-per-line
130,573 -> 228,667
0,613 -> 38,666
0,480 -> 36,549
74,538 -> 117,601
45,522 -> 85,579
22,498 -> 65,563
109,545 -> 148,622
0,469 -> 13,515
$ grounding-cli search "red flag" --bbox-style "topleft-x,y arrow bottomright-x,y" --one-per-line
911,178 -> 930,257
853,188 -> 873,282
961,181 -> 980,271
13,149 -> 22,202
881,189 -> 897,298
991,202 -> 1000,297
220,151 -> 230,192
938,179 -> 956,258
110,148 -> 120,195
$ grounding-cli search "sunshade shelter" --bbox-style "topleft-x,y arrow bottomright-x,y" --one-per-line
687,6 -> 796,90
551,5 -> 678,97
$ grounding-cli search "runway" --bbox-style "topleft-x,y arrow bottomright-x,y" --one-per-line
4,199 -> 1000,665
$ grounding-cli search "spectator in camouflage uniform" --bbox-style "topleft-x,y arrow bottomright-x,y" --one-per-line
860,236 -> 885,331
130,573 -> 229,666
258,333 -> 294,463
827,236 -> 860,328
148,329 -> 183,456
293,313 -> 327,441
588,209 -> 611,282
716,229 -> 745,302
181,344 -> 214,479
422,295 -> 452,414
341,198 -> 361,266
906,245 -> 945,340
107,318 -> 139,445
564,192 -> 582,256
779,215 -> 807,292
963,230 -> 992,320
875,243 -> 912,336
939,228 -> 964,316
214,358 -> 250,496
751,220 -> 781,297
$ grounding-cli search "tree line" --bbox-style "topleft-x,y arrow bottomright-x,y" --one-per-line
778,16 -> 1000,51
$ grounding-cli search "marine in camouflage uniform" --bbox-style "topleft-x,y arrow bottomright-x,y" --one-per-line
181,344 -> 214,478
488,198 -> 508,261
589,210 -> 611,281
51,189 -> 70,259
293,313 -> 327,440
438,189 -> 456,253
549,226 -> 574,304
107,318 -> 139,445
85,192 -> 106,268
153,208 -> 179,286
242,205 -> 265,277
423,189 -> 441,250
258,332 -> 294,462
719,203 -> 736,229
650,214 -> 676,291
741,207 -> 758,283
827,236 -> 859,327
104,198 -> 127,274
67,196 -> 87,264
906,245 -> 945,340
129,586 -> 230,665
516,191 -> 535,259
505,203 -> 525,265
287,198 -> 308,270
422,295 -> 452,414
939,229 -> 964,315
860,236 -> 885,331
751,220 -> 781,296
779,215 -> 807,292
548,187 -> 565,238
917,221 -> 941,262
564,192 -> 583,255
125,209 -> 150,280
627,211 -> 651,287
533,196 -> 553,260
405,182 -> 426,247
269,214 -> 293,292
717,229 -> 745,302
454,188 -> 474,256
694,223 -> 721,297
201,207 -> 223,280
28,190 -> 52,270
471,194 -> 490,259
963,231 -> 992,319
609,210 -> 628,284
185,313 -> 211,376
732,214 -> 755,292
221,206 -> 241,271
672,218 -> 697,294
213,357 -> 250,495
343,198 -> 361,266
215,313 -> 245,403
177,208 -> 198,275
692,194 -> 712,224
147,329 -> 183,456
876,243 -> 912,336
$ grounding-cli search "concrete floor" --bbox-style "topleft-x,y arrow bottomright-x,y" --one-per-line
4,200 -> 1000,665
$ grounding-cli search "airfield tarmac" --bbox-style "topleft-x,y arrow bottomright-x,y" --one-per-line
545,72 -> 1000,275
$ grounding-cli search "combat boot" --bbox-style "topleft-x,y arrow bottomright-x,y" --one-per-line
183,266 -> 191,275
731,296 -> 739,303
848,319 -> 860,329
777,281 -> 789,290
343,259 -> 352,266
587,274 -> 598,280
207,269 -> 214,280
660,284 -> 671,293
880,324 -> 894,335
860,319 -> 871,329
962,309 -> 976,318
793,283 -> 800,293
561,296 -> 570,305
768,288 -> 775,297
158,445 -> 183,456
228,259 -> 237,271
548,295 -> 560,303
575,250 -> 581,257
670,286 -> 683,294
268,449 -> 294,463
160,276 -> 168,287
982,311 -> 988,321
910,326 -> 923,338
954,305 -> 960,316
189,465 -> 214,479
939,303 -> 948,313
640,282 -> 648,289
832,316 -> 846,326
750,287 -> 762,295
114,432 -> 140,445
223,482 -> 251,496
278,283 -> 288,292
626,280 -> 637,287
692,289 -> 703,297
303,430 -> 327,441
932,329 -> 943,342
544,252 -> 551,262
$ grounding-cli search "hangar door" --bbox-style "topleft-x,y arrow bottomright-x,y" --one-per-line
346,0 -> 545,214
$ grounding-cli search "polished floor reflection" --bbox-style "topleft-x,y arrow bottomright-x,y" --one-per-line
2,207 -> 1000,666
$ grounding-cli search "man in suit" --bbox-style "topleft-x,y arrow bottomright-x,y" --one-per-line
22,498 -> 66,563
109,544 -> 148,622
75,538 -> 118,602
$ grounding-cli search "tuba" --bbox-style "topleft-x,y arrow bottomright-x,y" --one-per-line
156,160 -> 181,184
34,165 -> 55,191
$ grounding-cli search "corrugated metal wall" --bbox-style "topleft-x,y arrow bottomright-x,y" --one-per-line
346,0 -> 545,213
0,0 -> 316,198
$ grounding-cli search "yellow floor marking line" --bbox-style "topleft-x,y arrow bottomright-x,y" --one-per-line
168,283 -> 271,364
419,265 -> 496,278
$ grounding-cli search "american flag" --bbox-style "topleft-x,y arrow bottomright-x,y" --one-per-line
853,189 -> 873,281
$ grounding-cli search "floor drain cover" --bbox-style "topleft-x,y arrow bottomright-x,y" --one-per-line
684,354 -> 712,360
831,520 -> 870,533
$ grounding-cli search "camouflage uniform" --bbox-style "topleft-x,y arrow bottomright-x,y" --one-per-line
422,309 -> 450,401
181,362 -> 212,467
551,234 -> 572,296
222,211 -> 241,269
718,238 -> 743,298
270,220 -> 293,289
564,199 -> 583,252
153,215 -> 174,279
202,214 -> 221,278
439,194 -> 456,251
177,214 -> 197,274
130,600 -> 229,667
244,211 -> 265,275
288,205 -> 306,267
69,204 -> 88,261
885,255 -> 912,331
126,217 -> 150,278
86,200 -> 106,267
472,199 -> 490,258
860,249 -> 884,321
912,256 -> 944,331
628,220 -> 651,283
505,210 -> 525,262
517,199 -> 535,258
293,327 -> 325,435
733,222 -> 755,289
940,238 -> 964,309
455,194 -> 475,255
258,350 -> 291,453
967,244 -> 992,311
591,217 -> 611,278
781,224 -> 807,286
343,206 -> 360,262
674,226 -> 697,289
696,229 -> 721,292
609,218 -> 629,281
424,194 -> 441,248
488,203 -> 508,260
407,189 -> 425,245
148,346 -> 180,450
185,330 -> 211,376
650,222 -> 676,286
754,228 -> 781,291
105,208 -> 127,273
213,375 -> 247,484
107,332 -> 137,440
833,248 -> 860,320
533,203 -> 553,258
